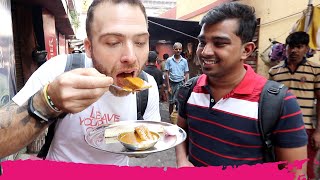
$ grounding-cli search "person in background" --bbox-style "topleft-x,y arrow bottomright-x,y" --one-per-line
0,0 -> 160,165
175,2 -> 307,179
269,31 -> 320,179
144,51 -> 164,98
165,42 -> 189,116
161,53 -> 169,72
160,53 -> 169,102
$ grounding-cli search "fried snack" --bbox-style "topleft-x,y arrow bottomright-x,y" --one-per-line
134,125 -> 153,141
104,126 -> 135,138
122,77 -> 144,91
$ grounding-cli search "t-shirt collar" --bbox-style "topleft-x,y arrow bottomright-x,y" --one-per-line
198,64 -> 256,95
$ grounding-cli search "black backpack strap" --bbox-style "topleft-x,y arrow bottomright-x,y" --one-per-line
136,71 -> 149,120
177,76 -> 199,119
37,121 -> 57,159
258,80 -> 288,162
37,53 -> 86,159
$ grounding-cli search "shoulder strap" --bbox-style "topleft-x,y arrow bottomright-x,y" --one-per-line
64,53 -> 86,72
177,76 -> 199,119
136,71 -> 149,120
37,53 -> 86,159
258,80 -> 288,162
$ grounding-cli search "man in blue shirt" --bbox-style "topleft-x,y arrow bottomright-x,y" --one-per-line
165,42 -> 189,117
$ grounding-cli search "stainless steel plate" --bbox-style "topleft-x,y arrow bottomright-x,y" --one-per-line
84,120 -> 187,155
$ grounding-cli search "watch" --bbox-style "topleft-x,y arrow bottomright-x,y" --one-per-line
27,94 -> 57,124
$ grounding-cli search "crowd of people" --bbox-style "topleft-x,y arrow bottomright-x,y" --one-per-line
1,0 -> 319,179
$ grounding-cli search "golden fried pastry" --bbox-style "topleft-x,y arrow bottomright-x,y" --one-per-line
134,125 -> 153,141
121,77 -> 144,91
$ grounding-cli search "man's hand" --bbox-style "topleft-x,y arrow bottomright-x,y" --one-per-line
312,130 -> 320,149
168,86 -> 172,94
47,68 -> 113,113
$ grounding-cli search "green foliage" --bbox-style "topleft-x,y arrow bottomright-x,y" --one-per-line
69,10 -> 80,31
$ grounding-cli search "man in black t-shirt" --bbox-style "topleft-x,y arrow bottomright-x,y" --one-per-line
144,51 -> 164,98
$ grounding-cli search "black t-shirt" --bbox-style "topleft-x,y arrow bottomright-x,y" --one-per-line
143,65 -> 163,88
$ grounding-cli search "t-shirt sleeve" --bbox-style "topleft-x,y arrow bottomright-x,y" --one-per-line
164,59 -> 170,71
177,85 -> 188,119
12,55 -> 68,106
272,90 -> 308,148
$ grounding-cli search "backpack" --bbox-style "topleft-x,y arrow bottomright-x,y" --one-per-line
37,53 -> 149,159
177,76 -> 288,163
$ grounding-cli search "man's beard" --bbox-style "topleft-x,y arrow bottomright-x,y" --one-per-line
91,53 -> 141,97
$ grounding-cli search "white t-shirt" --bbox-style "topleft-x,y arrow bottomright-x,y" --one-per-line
12,54 -> 161,165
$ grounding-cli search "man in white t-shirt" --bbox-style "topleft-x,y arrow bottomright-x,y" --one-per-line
0,0 -> 160,165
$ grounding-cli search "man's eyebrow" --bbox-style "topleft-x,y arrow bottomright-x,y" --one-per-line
197,35 -> 231,41
99,32 -> 149,39
212,36 -> 231,41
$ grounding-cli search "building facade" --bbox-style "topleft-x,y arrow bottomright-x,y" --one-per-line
160,0 -> 319,77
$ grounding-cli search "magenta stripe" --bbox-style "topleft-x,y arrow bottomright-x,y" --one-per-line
280,110 -> 302,120
273,125 -> 305,133
189,127 -> 262,148
189,138 -> 263,161
187,103 -> 257,121
187,114 -> 260,136
189,152 -> 209,166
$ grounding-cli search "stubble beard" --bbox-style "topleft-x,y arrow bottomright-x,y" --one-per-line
91,50 -> 145,97
91,54 -> 131,97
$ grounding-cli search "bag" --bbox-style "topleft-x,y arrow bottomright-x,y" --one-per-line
37,53 -> 149,159
32,49 -> 48,66
177,77 -> 287,163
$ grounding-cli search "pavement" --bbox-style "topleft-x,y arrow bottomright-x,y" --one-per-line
5,102 -> 177,168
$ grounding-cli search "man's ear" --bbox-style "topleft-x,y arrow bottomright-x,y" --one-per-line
241,42 -> 256,60
84,38 -> 92,58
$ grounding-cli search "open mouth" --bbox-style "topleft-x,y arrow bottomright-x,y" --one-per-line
202,59 -> 219,65
116,71 -> 135,86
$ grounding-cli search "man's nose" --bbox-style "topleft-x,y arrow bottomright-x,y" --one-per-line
201,43 -> 214,56
120,42 -> 137,63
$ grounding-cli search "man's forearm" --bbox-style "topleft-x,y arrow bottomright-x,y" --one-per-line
0,87 -> 61,158
175,141 -> 189,164
0,100 -> 48,158
185,73 -> 189,81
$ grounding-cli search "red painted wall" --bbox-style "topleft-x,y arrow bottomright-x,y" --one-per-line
59,33 -> 66,54
155,43 -> 173,60
42,8 -> 57,60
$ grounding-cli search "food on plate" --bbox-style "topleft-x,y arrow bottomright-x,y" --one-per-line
104,124 -> 164,138
134,125 -> 154,141
163,125 -> 179,136
117,125 -> 160,150
104,126 -> 135,138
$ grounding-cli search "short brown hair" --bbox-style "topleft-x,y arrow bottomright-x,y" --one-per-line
85,0 -> 147,40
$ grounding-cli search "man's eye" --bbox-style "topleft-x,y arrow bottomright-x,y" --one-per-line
214,42 -> 227,47
135,42 -> 146,46
106,42 -> 120,46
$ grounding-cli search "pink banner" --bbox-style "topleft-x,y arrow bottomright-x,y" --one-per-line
0,160 -> 307,180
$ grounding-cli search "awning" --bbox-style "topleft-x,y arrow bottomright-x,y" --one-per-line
147,16 -> 201,43
14,0 -> 75,37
